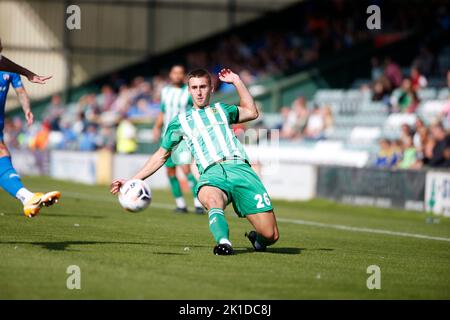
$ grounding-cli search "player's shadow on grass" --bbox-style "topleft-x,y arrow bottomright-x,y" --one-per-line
0,240 -> 155,252
233,247 -> 304,255
45,213 -> 106,219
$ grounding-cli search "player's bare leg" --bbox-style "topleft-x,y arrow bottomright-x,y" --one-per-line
198,186 -> 233,255
245,210 -> 279,252
166,166 -> 187,213
0,142 -> 61,217
181,164 -> 204,214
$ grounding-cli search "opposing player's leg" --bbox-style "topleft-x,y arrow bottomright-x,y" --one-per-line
181,163 -> 204,214
197,185 -> 233,255
245,210 -> 279,252
0,141 -> 60,217
166,163 -> 187,213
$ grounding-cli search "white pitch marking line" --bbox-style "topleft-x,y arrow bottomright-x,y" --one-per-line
64,192 -> 450,243
277,218 -> 450,243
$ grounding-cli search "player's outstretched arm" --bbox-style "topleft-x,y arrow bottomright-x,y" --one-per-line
15,87 -> 34,126
110,147 -> 171,195
218,68 -> 258,123
0,55 -> 52,84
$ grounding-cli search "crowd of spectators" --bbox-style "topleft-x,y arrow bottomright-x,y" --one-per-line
3,75 -> 163,154
369,51 -> 438,113
3,0 -> 450,160
374,116 -> 450,169
276,96 -> 333,141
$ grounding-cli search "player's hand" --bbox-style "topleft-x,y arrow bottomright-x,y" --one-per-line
27,74 -> 52,84
218,68 -> 240,84
110,179 -> 126,195
25,110 -> 34,126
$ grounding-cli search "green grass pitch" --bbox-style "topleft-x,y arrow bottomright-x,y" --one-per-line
0,176 -> 449,299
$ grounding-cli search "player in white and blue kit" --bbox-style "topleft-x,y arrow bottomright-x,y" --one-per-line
0,71 -> 61,217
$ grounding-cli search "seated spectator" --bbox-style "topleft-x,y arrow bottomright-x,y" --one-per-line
97,84 -> 116,112
304,105 -> 326,141
322,105 -> 334,137
372,78 -> 391,105
127,98 -> 153,119
410,66 -> 428,90
29,121 -> 51,150
439,94 -> 450,128
58,120 -> 77,150
374,138 -> 397,168
280,97 -> 309,140
79,124 -> 99,151
44,94 -> 64,131
391,139 -> 402,165
384,57 -> 402,89
413,118 -> 428,156
400,123 -> 413,145
116,116 -> 137,154
392,79 -> 420,113
398,136 -> 417,169
427,122 -> 450,167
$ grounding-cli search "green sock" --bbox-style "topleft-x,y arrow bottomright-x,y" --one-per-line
187,173 -> 197,196
208,208 -> 230,244
256,233 -> 275,248
168,176 -> 183,198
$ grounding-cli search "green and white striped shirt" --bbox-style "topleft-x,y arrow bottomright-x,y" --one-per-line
160,84 -> 192,133
161,102 -> 249,174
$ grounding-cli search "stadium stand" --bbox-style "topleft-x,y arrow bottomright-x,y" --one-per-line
4,0 -> 450,170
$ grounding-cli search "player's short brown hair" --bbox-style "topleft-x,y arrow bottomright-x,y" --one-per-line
187,69 -> 212,86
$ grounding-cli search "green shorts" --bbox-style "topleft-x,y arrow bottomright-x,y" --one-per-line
195,160 -> 273,217
165,140 -> 192,168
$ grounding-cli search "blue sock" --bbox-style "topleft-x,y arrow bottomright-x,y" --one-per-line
0,156 -> 25,198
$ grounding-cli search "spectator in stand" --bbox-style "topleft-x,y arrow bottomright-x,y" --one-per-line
410,66 -> 428,91
398,136 -> 418,169
98,84 -> 116,112
392,78 -> 420,113
400,123 -> 413,144
304,104 -> 326,141
391,139 -> 402,166
374,138 -> 396,168
322,105 -> 334,137
29,121 -> 51,150
83,94 -> 101,125
384,57 -> 403,89
58,119 -> 77,150
372,77 -> 391,105
127,98 -> 153,119
439,94 -> 450,128
43,94 -> 64,131
280,96 -> 309,140
79,124 -> 98,151
116,115 -> 137,154
371,57 -> 384,81
72,112 -> 87,136
97,125 -> 116,151
413,117 -> 427,151
427,122 -> 450,167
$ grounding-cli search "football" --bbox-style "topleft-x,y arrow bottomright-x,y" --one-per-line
118,179 -> 152,212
